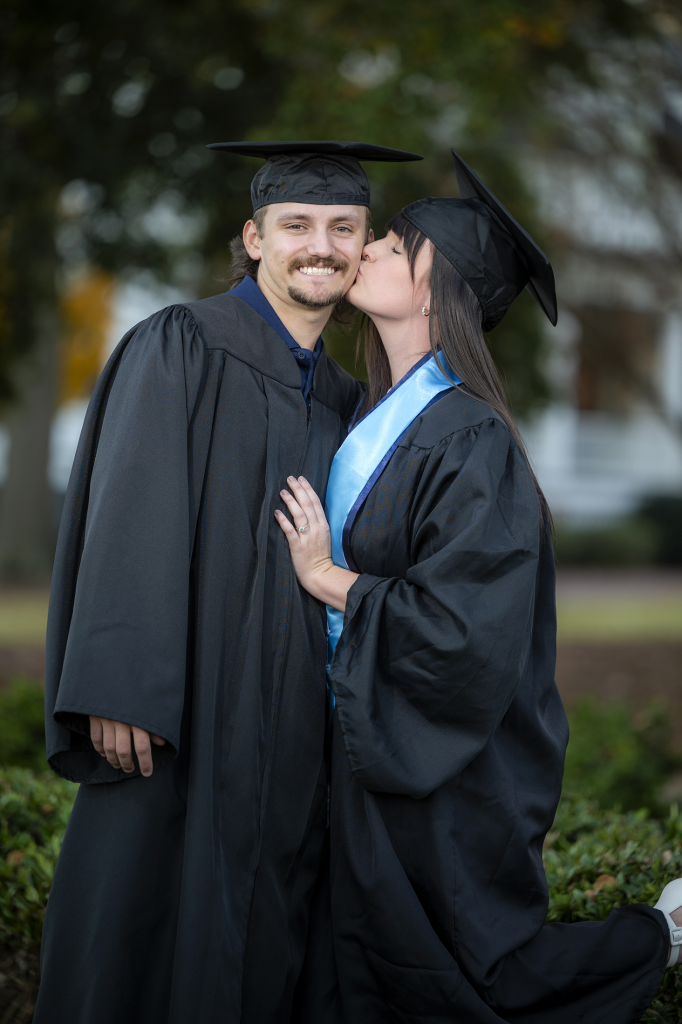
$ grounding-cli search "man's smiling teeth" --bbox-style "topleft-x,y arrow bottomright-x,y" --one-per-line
298,267 -> 336,276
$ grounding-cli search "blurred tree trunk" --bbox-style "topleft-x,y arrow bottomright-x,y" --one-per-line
0,308 -> 59,582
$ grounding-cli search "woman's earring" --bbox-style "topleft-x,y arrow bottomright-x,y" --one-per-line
421,306 -> 429,317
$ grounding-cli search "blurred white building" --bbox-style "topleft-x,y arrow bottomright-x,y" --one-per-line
523,153 -> 682,524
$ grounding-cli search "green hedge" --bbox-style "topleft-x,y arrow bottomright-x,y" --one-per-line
0,768 -> 77,1021
563,700 -> 679,814
1,680 -> 680,1018
547,796 -> 682,1018
0,681 -> 48,774
553,495 -> 682,567
2,769 -> 682,1019
0,769 -> 77,950
554,518 -> 660,566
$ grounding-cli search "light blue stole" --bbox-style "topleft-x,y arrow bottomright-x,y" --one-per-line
324,352 -> 461,693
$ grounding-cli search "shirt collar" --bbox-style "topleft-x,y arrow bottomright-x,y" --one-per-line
230,275 -> 322,361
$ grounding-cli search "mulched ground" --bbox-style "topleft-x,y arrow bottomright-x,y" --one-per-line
0,944 -> 39,1024
556,641 -> 682,747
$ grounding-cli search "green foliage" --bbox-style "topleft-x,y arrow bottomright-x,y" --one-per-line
3,766 -> 682,1017
1,0 -> 663,411
0,0 -> 284,402
555,501 -> 682,566
554,518 -> 660,566
639,496 -> 682,566
546,798 -> 682,1020
0,768 -> 77,950
563,700 -> 679,814
0,679 -> 48,772
3,728 -> 682,1015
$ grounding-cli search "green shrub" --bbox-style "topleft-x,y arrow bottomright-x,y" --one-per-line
639,496 -> 682,565
4,759 -> 682,1017
554,518 -> 659,566
546,797 -> 682,1019
10,774 -> 682,1019
0,768 -> 77,950
563,700 -> 679,813
0,680 -> 48,772
0,768 -> 76,1021
554,496 -> 682,567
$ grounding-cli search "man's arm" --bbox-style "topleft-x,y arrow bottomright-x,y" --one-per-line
46,305 -> 209,784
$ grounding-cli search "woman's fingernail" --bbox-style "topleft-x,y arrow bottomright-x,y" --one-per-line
288,476 -> 296,483
299,476 -> 307,484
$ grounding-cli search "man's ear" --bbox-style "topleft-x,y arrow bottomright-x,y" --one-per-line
243,220 -> 262,261
367,227 -> 375,243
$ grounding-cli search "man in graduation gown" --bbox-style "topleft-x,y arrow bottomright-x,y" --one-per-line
35,140 -> 422,1024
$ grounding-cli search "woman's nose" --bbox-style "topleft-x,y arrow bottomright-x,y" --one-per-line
361,243 -> 376,262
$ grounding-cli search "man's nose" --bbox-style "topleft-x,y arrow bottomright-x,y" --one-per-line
305,228 -> 335,257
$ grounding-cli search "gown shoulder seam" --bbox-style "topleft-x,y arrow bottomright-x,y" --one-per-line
401,414 -> 509,452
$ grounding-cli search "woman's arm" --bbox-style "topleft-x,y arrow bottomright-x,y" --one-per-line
313,419 -> 541,798
275,476 -> 358,611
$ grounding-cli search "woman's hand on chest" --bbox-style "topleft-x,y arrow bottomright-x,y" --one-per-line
275,475 -> 358,612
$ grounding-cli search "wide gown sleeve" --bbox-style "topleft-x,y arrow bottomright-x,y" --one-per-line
331,417 -> 541,798
45,305 -> 207,783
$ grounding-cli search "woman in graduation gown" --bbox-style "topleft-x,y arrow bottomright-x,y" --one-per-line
277,150 -> 682,1024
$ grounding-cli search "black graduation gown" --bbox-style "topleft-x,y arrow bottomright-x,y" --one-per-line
35,291 -> 362,1024
324,388 -> 669,1024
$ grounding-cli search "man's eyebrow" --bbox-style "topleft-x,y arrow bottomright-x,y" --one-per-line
327,213 -> 363,224
274,212 -> 315,223
273,211 -> 363,225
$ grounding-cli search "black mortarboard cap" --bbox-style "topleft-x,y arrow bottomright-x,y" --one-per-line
402,149 -> 557,331
206,140 -> 423,213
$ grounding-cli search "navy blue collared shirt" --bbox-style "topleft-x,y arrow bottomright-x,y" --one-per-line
230,275 -> 322,405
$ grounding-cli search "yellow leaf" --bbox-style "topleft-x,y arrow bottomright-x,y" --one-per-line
594,874 -> 618,892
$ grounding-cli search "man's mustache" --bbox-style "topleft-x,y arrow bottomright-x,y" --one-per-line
288,256 -> 350,274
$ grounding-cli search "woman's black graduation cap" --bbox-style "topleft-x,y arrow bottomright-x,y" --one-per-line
207,140 -> 422,213
402,149 -> 557,332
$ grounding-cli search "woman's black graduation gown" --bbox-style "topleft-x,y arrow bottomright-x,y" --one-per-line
322,388 -> 668,1024
35,291 -> 361,1024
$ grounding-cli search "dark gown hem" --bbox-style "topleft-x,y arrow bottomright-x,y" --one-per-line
45,756 -> 85,785
47,744 -> 178,784
54,704 -> 179,748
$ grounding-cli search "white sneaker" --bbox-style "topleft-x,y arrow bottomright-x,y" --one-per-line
654,878 -> 682,968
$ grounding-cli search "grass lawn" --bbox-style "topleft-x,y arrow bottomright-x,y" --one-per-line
0,585 -> 680,647
557,596 -> 682,642
0,592 -> 50,645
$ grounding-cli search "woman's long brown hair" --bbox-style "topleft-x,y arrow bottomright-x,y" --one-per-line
357,211 -> 551,532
